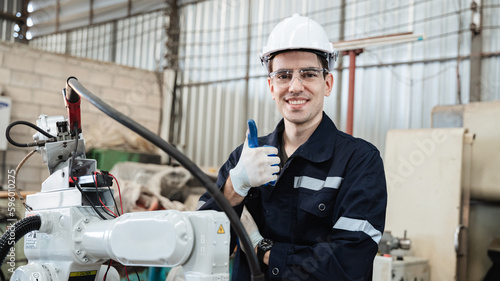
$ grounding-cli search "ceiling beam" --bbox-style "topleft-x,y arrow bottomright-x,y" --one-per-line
0,11 -> 24,24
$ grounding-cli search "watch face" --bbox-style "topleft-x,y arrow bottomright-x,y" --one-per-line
259,239 -> 274,251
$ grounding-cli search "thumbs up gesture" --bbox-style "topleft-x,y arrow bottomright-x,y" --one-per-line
229,120 -> 280,197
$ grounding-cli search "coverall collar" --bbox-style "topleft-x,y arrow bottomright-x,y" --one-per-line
269,112 -> 338,163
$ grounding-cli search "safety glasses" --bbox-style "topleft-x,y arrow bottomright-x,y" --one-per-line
269,67 -> 328,86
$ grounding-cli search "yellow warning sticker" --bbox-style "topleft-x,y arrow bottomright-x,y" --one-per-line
217,224 -> 225,234
69,270 -> 97,277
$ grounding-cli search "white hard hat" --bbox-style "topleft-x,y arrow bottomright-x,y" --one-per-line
260,14 -> 338,71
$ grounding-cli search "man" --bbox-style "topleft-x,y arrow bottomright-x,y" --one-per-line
198,14 -> 386,281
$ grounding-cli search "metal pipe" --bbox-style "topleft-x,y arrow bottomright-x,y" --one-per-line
243,1 -> 252,126
334,0 -> 347,127
0,12 -> 24,24
345,49 -> 363,135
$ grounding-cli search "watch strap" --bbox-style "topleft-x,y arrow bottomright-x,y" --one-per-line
257,239 -> 274,262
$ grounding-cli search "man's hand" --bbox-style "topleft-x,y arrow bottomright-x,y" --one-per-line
229,120 -> 280,197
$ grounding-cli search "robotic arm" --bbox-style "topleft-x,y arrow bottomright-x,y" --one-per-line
11,209 -> 229,281
3,78 -> 235,281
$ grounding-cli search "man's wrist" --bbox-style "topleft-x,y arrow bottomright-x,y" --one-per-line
249,232 -> 264,249
263,250 -> 270,265
254,247 -> 270,265
223,176 -> 245,206
229,167 -> 250,197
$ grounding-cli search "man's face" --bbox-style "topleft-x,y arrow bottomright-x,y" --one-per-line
268,51 -> 333,127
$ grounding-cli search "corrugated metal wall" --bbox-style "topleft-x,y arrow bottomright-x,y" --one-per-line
19,0 -> 500,169
173,0 -> 500,168
482,1 -> 500,101
29,10 -> 167,71
173,0 -> 345,167
26,0 -> 168,71
26,0 -> 168,37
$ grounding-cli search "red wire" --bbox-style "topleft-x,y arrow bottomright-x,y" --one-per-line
124,265 -> 131,281
94,172 -> 118,217
108,173 -> 124,215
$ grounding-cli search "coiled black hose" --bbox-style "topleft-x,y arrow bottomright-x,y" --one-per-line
0,215 -> 41,266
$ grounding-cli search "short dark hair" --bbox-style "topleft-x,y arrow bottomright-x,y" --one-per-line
268,50 -> 329,76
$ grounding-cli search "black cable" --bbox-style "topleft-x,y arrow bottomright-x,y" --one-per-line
92,172 -> 117,218
102,173 -> 121,216
108,185 -> 121,216
94,186 -> 116,218
72,179 -> 108,220
132,267 -> 140,281
68,129 -> 107,220
66,77 -> 265,281
103,260 -> 113,281
94,171 -> 121,216
0,216 -> 41,265
6,121 -> 57,147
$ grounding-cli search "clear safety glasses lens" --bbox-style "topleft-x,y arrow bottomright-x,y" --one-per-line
269,67 -> 328,85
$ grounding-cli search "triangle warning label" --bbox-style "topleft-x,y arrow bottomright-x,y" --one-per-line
217,224 -> 225,234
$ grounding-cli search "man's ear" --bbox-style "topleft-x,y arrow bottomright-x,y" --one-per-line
268,77 -> 276,100
324,73 -> 334,97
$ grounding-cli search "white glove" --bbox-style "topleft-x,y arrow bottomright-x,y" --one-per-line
229,138 -> 280,197
240,207 -> 263,254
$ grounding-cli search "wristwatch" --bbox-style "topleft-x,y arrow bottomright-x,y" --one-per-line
257,238 -> 274,263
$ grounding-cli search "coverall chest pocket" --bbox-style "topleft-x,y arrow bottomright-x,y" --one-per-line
295,189 -> 337,242
298,190 -> 336,218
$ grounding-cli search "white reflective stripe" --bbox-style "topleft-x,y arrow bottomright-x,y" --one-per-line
294,176 -> 343,191
333,217 -> 382,244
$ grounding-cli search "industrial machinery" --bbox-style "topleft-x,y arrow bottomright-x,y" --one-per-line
373,231 -> 430,281
0,77 -> 264,281
378,231 -> 411,256
384,101 -> 500,281
373,255 -> 429,281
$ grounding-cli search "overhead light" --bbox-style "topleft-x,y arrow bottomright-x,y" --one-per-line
14,24 -> 20,32
332,32 -> 425,51
28,3 -> 34,13
27,17 -> 33,27
26,31 -> 32,40
13,32 -> 18,38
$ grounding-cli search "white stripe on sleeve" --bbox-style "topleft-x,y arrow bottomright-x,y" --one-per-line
333,217 -> 382,243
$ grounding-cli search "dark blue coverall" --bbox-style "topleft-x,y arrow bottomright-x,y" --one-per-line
199,113 -> 387,281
